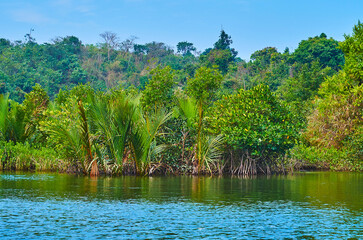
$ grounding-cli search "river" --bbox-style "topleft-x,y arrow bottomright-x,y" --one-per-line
0,172 -> 361,239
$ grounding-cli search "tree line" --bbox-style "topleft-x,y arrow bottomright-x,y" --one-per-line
0,22 -> 361,175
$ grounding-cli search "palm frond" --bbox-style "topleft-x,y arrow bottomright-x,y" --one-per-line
130,108 -> 172,174
89,92 -> 137,169
201,134 -> 225,173
0,94 -> 10,141
176,96 -> 197,128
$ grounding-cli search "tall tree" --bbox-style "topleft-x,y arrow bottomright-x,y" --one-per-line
291,33 -> 344,71
100,31 -> 119,61
177,41 -> 196,56
214,30 -> 238,59
339,20 -> 363,84
141,66 -> 175,112
187,67 -> 223,173
120,36 -> 138,53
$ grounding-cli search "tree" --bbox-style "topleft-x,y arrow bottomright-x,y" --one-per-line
278,61 -> 334,103
140,66 -> 175,112
54,36 -> 82,54
339,20 -> 363,84
144,41 -> 174,59
214,30 -> 238,59
207,84 -> 301,175
133,44 -> 148,55
22,84 -> 50,145
177,41 -> 196,56
200,49 -> 233,74
250,47 -> 279,68
120,36 -> 138,53
100,31 -> 119,61
187,66 -> 223,172
0,38 -> 11,53
24,28 -> 36,44
200,30 -> 238,74
291,34 -> 344,71
296,21 -> 363,171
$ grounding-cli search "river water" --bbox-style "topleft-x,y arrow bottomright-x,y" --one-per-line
0,172 -> 361,239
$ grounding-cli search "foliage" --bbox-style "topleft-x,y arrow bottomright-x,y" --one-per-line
129,108 -> 172,175
208,85 -> 301,158
290,143 -> 362,171
186,67 -> 223,172
303,72 -> 362,148
89,90 -> 136,173
140,66 -> 175,112
199,30 -> 238,74
177,41 -> 196,56
294,22 -> 363,171
0,140 -> 65,171
187,66 -> 223,105
200,49 -> 233,74
339,21 -> 363,84
22,84 -> 50,146
0,94 -> 27,143
291,33 -> 344,70
0,24 -> 361,174
278,61 -> 335,103
213,30 -> 238,59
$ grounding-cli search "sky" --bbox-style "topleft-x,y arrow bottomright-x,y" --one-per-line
0,0 -> 362,60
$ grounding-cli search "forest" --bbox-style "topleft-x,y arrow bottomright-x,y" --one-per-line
0,22 -> 361,176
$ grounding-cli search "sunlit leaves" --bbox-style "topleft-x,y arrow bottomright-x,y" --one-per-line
208,84 -> 301,157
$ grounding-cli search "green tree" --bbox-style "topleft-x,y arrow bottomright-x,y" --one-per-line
200,30 -> 238,74
250,47 -> 279,68
295,21 -> 363,171
140,66 -> 175,112
22,84 -> 50,146
208,84 -> 301,175
200,49 -> 233,74
339,20 -> 363,84
177,41 -> 196,56
186,66 -> 223,172
278,61 -> 334,104
291,34 -> 344,71
214,30 -> 238,59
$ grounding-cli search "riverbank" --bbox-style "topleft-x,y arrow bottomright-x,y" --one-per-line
1,140 -> 361,176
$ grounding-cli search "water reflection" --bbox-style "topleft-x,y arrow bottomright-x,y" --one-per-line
0,172 -> 361,210
0,172 -> 362,239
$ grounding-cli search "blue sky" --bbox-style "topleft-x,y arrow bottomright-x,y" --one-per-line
0,0 -> 362,60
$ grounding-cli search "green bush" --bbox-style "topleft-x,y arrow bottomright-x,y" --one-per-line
290,144 -> 362,171
0,141 -> 66,171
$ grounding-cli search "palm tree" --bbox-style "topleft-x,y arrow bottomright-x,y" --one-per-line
129,107 -> 172,175
176,94 -> 224,174
89,92 -> 137,173
0,94 -> 10,141
200,134 -> 224,174
78,100 -> 98,176
0,94 -> 27,143
44,100 -> 92,174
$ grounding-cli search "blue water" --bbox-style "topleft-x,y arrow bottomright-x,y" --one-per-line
0,172 -> 362,239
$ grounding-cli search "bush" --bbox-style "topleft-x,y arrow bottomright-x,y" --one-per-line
0,141 -> 67,171
290,144 -> 362,171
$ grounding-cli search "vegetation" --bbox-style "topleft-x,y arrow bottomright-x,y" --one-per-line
0,23 -> 362,175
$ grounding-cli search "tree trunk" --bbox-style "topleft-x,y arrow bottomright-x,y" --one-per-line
90,160 -> 99,177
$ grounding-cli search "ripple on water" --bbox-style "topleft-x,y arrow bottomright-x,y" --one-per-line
0,198 -> 361,239
0,174 -> 56,181
0,172 -> 362,239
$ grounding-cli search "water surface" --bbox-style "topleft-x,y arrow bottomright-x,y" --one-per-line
0,172 -> 362,239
